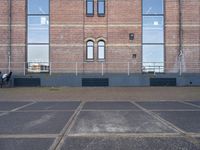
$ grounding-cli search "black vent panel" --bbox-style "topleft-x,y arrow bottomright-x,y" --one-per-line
82,78 -> 109,87
14,78 -> 41,87
150,78 -> 176,86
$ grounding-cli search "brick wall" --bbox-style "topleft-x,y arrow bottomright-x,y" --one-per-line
165,0 -> 200,73
0,0 -> 199,74
0,0 -> 9,72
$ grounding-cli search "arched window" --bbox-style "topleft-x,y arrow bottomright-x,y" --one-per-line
86,40 -> 94,60
98,40 -> 105,60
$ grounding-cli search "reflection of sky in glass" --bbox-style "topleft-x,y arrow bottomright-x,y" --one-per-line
87,0 -> 94,15
143,45 -> 164,72
87,41 -> 94,59
28,45 -> 49,63
28,0 -> 49,14
143,16 -> 164,43
98,41 -> 105,59
27,0 -> 49,70
28,16 -> 49,43
143,45 -> 164,62
87,47 -> 94,59
142,0 -> 164,72
143,0 -> 163,14
98,0 -> 105,15
98,47 -> 105,59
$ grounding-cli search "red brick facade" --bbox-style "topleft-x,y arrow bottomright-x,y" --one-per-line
0,0 -> 199,74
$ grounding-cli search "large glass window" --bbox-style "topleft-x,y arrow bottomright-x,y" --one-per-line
142,0 -> 164,73
86,0 -> 94,16
28,16 -> 49,43
86,41 -> 94,60
143,16 -> 164,43
142,45 -> 164,72
98,41 -> 105,60
143,0 -> 163,14
28,45 -> 49,63
27,0 -> 49,73
98,0 -> 105,16
28,0 -> 49,14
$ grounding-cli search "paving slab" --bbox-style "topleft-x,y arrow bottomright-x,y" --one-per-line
60,136 -> 199,150
20,101 -> 81,111
196,138 -> 200,145
0,138 -> 54,150
0,111 -> 74,134
136,101 -> 199,110
69,111 -> 176,134
154,111 -> 200,133
0,102 -> 31,111
82,101 -> 140,110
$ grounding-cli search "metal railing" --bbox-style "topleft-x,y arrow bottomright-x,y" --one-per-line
0,61 -> 200,76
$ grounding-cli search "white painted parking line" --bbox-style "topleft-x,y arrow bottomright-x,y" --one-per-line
11,102 -> 36,112
0,134 -> 58,138
181,101 -> 200,109
131,101 -> 185,134
0,102 -> 36,117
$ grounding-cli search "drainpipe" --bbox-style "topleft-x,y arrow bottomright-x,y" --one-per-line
8,0 -> 12,72
178,0 -> 183,76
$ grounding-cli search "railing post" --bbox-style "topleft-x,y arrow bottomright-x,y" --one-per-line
49,62 -> 52,76
24,62 -> 26,76
8,55 -> 11,73
75,62 -> 78,76
128,62 -> 130,76
179,59 -> 182,76
101,62 -> 104,76
153,62 -> 155,75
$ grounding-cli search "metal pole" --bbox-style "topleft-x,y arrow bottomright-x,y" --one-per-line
49,62 -> 52,75
128,62 -> 130,76
8,55 -> 11,72
75,62 -> 78,76
24,62 -> 26,76
179,58 -> 182,76
101,62 -> 104,76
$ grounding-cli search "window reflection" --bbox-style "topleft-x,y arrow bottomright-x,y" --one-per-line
142,45 -> 164,72
142,0 -> 164,73
98,0 -> 105,16
28,0 -> 49,14
28,16 -> 49,43
27,45 -> 49,72
27,0 -> 49,73
143,0 -> 163,14
86,41 -> 94,60
87,0 -> 94,16
98,41 -> 105,60
143,16 -> 164,43
143,45 -> 164,62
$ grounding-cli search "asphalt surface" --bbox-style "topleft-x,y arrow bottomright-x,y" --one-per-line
0,101 -> 200,150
